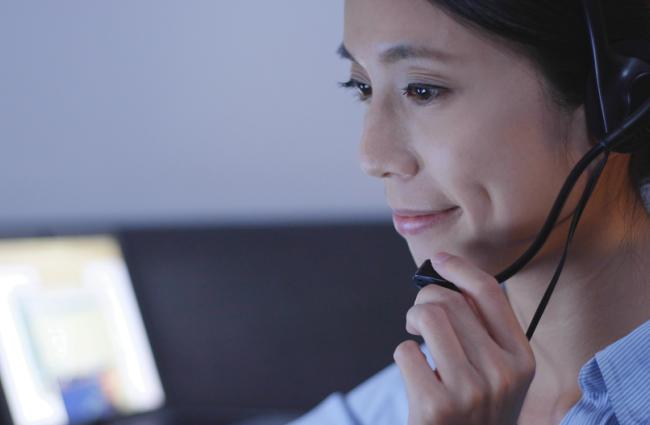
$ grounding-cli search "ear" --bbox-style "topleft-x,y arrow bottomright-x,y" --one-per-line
570,103 -> 632,183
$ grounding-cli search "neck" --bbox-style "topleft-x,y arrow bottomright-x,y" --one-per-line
503,162 -> 650,390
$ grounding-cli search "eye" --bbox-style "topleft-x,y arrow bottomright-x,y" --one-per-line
338,78 -> 372,102
401,83 -> 445,104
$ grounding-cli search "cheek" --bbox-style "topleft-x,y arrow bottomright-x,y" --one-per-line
409,85 -> 571,251
409,103 -> 507,227
474,97 -> 573,246
487,140 -> 568,240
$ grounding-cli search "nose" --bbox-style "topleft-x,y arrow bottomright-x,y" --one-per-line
358,102 -> 419,179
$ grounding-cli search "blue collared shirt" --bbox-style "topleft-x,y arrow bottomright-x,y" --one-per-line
288,319 -> 650,424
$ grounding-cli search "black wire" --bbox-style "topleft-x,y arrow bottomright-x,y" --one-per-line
525,151 -> 610,340
494,142 -> 607,283
494,94 -> 650,284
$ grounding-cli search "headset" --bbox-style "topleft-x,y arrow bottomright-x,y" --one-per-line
412,0 -> 650,341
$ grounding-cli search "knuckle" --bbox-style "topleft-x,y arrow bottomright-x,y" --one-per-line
515,351 -> 537,381
485,348 -> 507,366
405,305 -> 419,329
459,374 -> 488,410
407,303 -> 447,330
415,284 -> 465,308
463,389 -> 486,412
420,304 -> 448,329
441,290 -> 466,308
393,339 -> 420,363
519,357 -> 537,384
475,277 -> 501,298
406,306 -> 425,335
413,286 -> 432,304
491,368 -> 515,398
413,398 -> 450,424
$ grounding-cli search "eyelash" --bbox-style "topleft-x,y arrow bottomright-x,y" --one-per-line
338,78 -> 446,104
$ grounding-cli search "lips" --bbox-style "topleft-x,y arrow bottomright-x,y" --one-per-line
392,207 -> 460,236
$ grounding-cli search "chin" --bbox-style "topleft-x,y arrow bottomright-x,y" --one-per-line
405,239 -> 447,269
406,238 -> 499,277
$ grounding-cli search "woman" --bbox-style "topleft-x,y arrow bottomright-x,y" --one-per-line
289,0 -> 650,424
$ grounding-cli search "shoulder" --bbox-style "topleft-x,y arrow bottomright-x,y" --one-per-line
564,319 -> 650,424
594,318 -> 650,423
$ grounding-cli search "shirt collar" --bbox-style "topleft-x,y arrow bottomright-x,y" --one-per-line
593,319 -> 650,423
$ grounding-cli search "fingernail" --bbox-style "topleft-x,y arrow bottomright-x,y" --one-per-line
431,252 -> 452,265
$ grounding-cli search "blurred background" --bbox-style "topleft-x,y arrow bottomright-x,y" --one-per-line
0,0 -> 389,227
0,2 -> 417,425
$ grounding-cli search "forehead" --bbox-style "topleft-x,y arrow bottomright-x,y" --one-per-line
343,0 -> 519,71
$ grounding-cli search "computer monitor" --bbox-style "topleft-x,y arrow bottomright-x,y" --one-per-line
0,235 -> 165,425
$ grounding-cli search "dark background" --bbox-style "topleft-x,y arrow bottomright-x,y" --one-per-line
57,221 -> 416,424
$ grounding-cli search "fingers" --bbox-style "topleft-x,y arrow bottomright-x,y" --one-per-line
430,252 -> 530,355
395,252 -> 536,424
411,282 -> 503,378
393,339 -> 442,401
406,304 -> 471,383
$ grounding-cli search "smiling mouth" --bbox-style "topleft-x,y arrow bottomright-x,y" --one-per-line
392,207 -> 460,236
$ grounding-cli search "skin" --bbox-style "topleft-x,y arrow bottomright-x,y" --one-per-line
341,0 -> 650,423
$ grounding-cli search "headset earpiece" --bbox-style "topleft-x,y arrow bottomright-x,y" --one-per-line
583,0 -> 650,154
584,41 -> 650,153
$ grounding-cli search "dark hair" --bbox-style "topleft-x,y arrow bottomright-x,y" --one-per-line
427,0 -> 650,213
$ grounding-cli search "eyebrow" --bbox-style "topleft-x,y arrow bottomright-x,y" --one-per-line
337,42 -> 456,65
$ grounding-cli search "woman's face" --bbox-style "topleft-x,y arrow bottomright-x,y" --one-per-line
342,0 -> 591,273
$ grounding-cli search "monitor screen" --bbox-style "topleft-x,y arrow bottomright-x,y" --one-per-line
0,235 -> 165,425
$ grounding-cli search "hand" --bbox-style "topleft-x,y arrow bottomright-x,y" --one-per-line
394,252 -> 535,425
